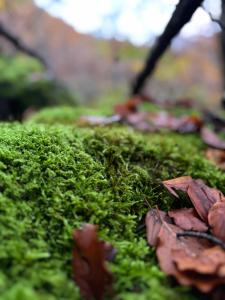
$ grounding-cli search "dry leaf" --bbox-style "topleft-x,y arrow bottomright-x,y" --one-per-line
125,112 -> 155,132
150,112 -> 179,130
79,115 -> 121,126
149,113 -> 202,133
205,148 -> 225,170
187,182 -> 217,222
114,96 -> 141,117
163,176 -> 193,197
168,208 -> 208,232
145,209 -> 171,246
176,115 -> 203,133
72,224 -> 113,300
163,176 -> 224,222
145,209 -> 225,293
208,202 -> 225,242
201,127 -> 225,150
173,246 -> 225,275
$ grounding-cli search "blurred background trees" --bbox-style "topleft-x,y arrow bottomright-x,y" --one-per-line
0,0 -> 223,119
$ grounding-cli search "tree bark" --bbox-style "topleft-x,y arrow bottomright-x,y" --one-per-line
131,0 -> 204,96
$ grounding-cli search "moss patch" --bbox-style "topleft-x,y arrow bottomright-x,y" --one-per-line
0,121 -> 224,299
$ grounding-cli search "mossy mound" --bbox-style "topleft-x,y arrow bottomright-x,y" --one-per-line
28,106 -> 101,125
0,121 -> 224,300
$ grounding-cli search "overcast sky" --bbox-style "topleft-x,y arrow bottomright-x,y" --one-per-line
34,0 -> 221,45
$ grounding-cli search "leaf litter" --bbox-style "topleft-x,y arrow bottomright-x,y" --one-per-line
145,176 -> 225,293
75,96 -> 225,297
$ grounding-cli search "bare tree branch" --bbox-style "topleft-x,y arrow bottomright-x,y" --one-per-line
0,21 -> 48,67
131,0 -> 204,96
202,5 -> 225,30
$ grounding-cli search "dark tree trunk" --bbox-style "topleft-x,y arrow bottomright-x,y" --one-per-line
131,0 -> 204,96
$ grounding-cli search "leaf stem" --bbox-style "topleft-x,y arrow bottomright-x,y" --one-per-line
177,231 -> 225,250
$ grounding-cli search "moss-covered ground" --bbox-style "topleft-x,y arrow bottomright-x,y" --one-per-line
0,106 -> 224,299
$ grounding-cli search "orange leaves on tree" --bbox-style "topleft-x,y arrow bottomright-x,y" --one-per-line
72,224 -> 114,300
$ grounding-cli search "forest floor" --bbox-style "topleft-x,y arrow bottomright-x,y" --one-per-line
0,100 -> 224,300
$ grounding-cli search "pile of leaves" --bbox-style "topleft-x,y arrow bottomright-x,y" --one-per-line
80,95 -> 225,171
147,176 -> 225,293
72,176 -> 225,299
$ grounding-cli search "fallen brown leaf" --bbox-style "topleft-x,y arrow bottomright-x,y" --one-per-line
125,112 -> 155,132
208,201 -> 225,243
176,115 -> 203,133
205,148 -> 225,170
145,209 -> 171,246
145,208 -> 225,293
172,246 -> 225,293
187,181 -> 218,222
163,176 -> 193,197
168,208 -> 208,232
163,176 -> 224,222
72,224 -> 113,300
201,127 -> 225,150
173,246 -> 225,275
114,96 -> 141,117
150,112 -> 179,130
79,115 -> 121,126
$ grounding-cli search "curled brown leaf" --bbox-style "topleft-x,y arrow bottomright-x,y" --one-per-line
163,176 -> 193,198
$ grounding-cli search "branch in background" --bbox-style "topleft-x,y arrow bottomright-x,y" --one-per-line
202,6 -> 225,30
0,21 -> 48,67
131,0 -> 204,96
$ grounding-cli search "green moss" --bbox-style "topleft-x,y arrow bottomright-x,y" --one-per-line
0,121 -> 223,299
27,106 -> 102,125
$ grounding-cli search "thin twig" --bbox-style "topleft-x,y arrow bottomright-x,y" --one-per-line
135,223 -> 145,234
177,231 -> 225,250
202,5 -> 225,30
